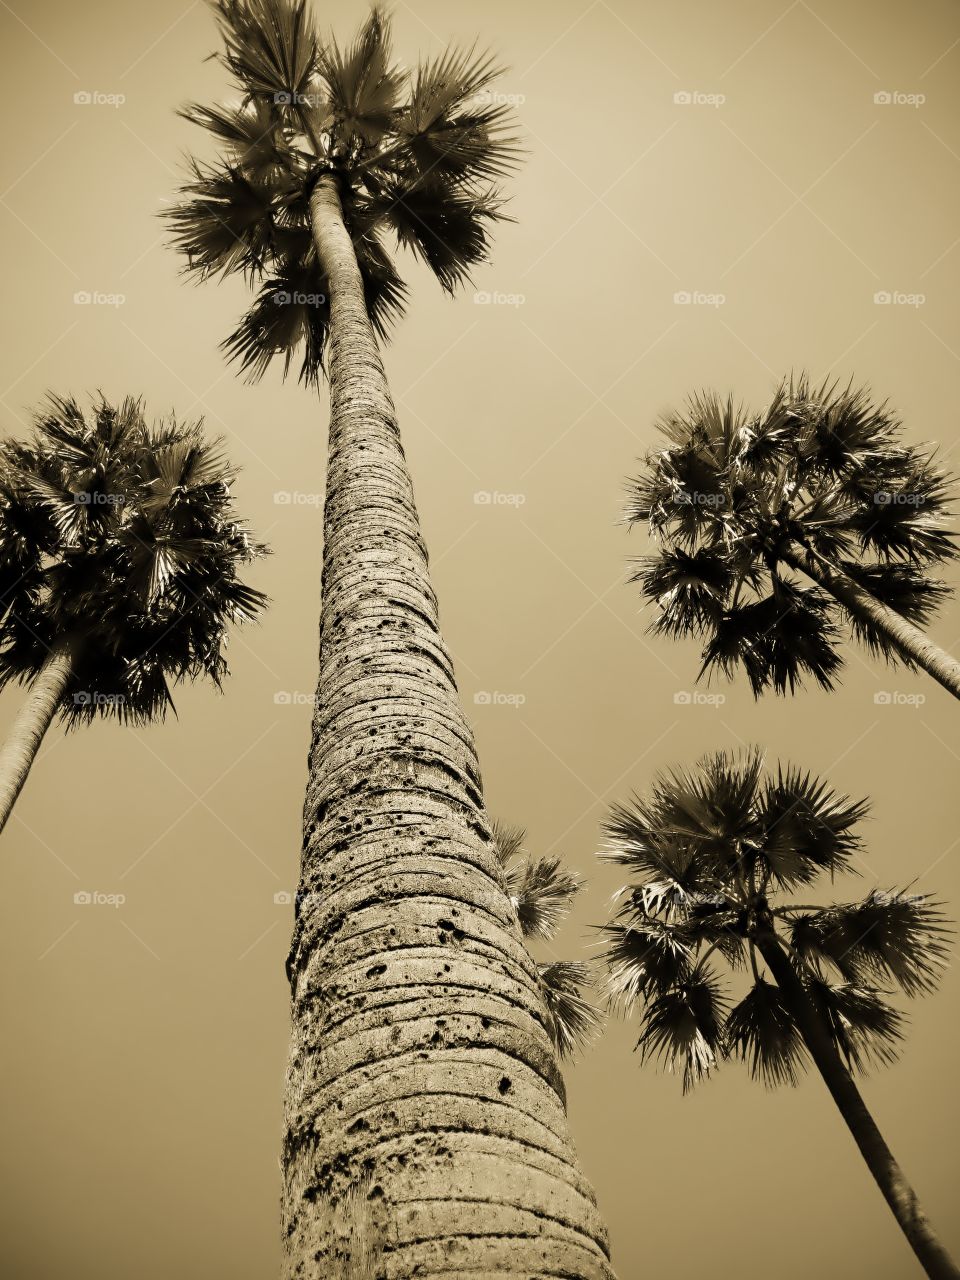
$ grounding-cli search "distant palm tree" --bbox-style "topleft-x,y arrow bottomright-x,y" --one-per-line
492,821 -> 601,1057
599,748 -> 958,1280
0,394 -> 267,834
627,377 -> 960,699
169,4 -> 614,1275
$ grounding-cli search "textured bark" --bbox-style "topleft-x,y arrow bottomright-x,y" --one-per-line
280,172 -> 615,1279
0,638 -> 73,836
783,545 -> 960,701
757,931 -> 960,1280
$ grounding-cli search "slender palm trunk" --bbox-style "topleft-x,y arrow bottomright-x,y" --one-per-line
783,545 -> 960,700
756,930 -> 960,1280
0,639 -> 74,837
279,171 -> 615,1278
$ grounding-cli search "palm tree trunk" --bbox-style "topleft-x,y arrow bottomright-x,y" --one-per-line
279,170 -> 616,1278
756,930 -> 960,1280
0,638 -> 74,836
783,545 -> 960,700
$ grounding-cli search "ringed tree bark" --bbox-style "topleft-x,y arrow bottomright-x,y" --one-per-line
280,174 -> 616,1278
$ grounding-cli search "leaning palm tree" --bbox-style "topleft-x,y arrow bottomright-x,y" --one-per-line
600,748 -> 958,1280
492,820 -> 601,1058
168,3 -> 615,1275
628,377 -> 960,699
0,393 -> 267,834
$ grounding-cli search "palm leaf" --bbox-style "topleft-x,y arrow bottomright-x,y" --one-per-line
538,961 -> 601,1058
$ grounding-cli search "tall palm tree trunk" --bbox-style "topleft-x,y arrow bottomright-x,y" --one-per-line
783,545 -> 960,700
0,638 -> 73,836
279,171 -> 616,1278
756,930 -> 960,1280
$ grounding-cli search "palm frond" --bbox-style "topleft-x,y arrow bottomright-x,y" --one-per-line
788,891 -> 952,996
538,961 -> 602,1058
509,854 -> 582,941
725,977 -> 807,1087
320,8 -> 403,148
636,965 -> 728,1092
167,160 -> 276,281
804,976 -> 905,1073
213,0 -> 320,104
758,764 -> 868,887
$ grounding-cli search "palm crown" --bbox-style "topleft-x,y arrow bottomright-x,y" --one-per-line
492,821 -> 600,1057
600,749 -> 951,1090
168,0 -> 521,383
0,395 -> 267,723
628,377 -> 956,695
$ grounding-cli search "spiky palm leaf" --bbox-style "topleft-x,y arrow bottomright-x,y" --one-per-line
492,820 -> 599,1055
599,750 -> 952,1093
538,961 -> 602,1058
0,395 -> 267,725
627,376 -> 957,694
168,0 -> 521,383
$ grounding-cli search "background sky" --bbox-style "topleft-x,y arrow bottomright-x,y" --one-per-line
1,1 -> 959,1277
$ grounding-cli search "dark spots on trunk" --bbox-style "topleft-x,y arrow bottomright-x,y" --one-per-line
499,1076 -> 513,1096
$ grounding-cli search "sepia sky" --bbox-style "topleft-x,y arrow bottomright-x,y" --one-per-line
1,1 -> 959,1277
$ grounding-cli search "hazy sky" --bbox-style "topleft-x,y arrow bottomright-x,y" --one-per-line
1,1 -> 958,1277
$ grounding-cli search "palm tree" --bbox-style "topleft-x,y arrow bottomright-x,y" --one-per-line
627,377 -> 960,699
599,748 -> 958,1280
168,3 -> 615,1274
492,821 -> 601,1058
0,393 -> 267,834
